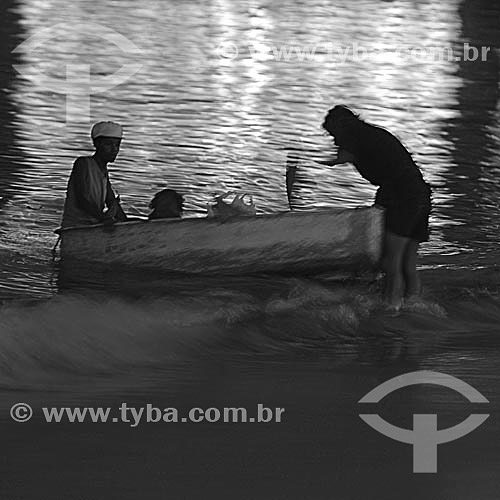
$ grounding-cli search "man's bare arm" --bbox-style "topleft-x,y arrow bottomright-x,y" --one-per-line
316,149 -> 356,166
105,179 -> 127,222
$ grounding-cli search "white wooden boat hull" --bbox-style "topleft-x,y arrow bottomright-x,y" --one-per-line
59,207 -> 384,275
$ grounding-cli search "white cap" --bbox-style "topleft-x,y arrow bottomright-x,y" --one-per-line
91,121 -> 123,139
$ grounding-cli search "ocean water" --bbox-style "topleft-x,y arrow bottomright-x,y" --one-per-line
1,0 -> 500,498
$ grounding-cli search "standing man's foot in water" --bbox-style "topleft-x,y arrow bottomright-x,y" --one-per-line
384,304 -> 401,315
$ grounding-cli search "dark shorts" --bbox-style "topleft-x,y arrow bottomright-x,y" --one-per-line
375,178 -> 432,243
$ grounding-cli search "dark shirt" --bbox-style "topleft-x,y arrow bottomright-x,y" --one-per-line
337,121 -> 424,188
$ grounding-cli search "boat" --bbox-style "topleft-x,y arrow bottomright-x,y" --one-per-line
58,206 -> 384,275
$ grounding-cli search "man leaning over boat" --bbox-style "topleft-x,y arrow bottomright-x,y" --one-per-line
61,121 -> 127,228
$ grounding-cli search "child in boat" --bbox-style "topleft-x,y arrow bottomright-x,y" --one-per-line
321,105 -> 432,310
61,121 -> 127,228
148,189 -> 184,219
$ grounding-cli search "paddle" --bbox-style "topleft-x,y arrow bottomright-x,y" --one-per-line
286,154 -> 298,210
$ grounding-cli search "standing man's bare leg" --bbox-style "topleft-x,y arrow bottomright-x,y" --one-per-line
382,232 -> 409,309
402,239 -> 420,299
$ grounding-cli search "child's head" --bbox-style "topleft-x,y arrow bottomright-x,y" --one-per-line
149,189 -> 184,219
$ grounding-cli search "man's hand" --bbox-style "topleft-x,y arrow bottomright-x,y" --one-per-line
102,196 -> 120,225
106,194 -> 128,222
101,216 -> 117,233
101,215 -> 116,226
106,195 -> 122,218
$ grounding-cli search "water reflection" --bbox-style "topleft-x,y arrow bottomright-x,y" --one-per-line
441,0 -> 500,258
0,0 -> 25,212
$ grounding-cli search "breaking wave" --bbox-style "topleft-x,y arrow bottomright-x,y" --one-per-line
1,267 -> 500,391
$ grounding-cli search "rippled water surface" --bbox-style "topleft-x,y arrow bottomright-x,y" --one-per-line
0,0 -> 499,296
1,1 -> 500,499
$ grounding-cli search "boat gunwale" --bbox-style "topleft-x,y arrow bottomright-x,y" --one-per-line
56,205 -> 382,234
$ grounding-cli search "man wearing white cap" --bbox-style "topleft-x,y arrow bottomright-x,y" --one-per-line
62,121 -> 128,228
